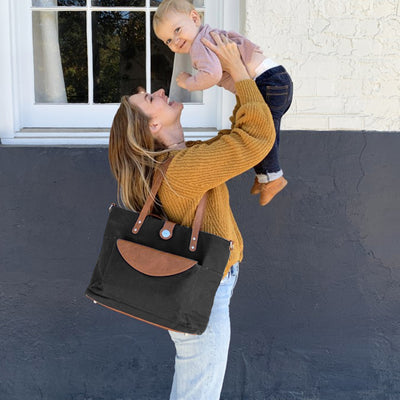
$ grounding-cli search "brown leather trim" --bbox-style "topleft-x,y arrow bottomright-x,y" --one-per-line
159,220 -> 176,240
132,159 -> 172,235
130,159 -> 209,253
189,192 -> 208,252
117,239 -> 197,276
86,295 -> 195,334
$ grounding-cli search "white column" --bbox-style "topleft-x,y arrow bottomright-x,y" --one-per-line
0,0 -> 15,139
217,0 -> 239,129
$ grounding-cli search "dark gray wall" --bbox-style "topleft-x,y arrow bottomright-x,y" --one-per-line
1,131 -> 399,400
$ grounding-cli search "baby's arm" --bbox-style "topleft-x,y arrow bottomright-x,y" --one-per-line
177,42 -> 223,91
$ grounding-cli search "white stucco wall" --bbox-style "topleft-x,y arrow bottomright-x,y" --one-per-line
244,0 -> 400,131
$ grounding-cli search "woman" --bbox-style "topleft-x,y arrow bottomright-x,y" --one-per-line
108,33 -> 275,400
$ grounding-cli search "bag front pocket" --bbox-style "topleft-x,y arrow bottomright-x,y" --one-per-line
117,239 -> 197,276
101,242 -> 201,322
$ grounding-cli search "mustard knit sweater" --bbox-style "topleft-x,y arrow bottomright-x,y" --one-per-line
158,79 -> 275,277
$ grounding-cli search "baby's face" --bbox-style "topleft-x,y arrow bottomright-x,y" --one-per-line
155,10 -> 201,54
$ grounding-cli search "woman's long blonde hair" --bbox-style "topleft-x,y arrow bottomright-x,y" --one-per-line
108,95 -> 168,211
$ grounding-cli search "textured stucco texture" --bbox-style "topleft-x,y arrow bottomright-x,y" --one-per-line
1,131 -> 400,399
244,0 -> 400,131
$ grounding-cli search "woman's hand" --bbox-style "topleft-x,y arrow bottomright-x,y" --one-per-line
201,32 -> 250,82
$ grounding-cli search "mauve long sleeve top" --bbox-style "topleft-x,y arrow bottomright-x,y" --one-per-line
185,24 -> 264,93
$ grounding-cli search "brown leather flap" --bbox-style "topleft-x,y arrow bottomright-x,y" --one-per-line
116,239 -> 198,277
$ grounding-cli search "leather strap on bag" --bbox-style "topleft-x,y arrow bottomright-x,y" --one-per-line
189,193 -> 207,252
132,158 -> 208,252
132,158 -> 172,233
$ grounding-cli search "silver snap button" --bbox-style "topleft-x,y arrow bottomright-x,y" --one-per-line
161,229 -> 171,238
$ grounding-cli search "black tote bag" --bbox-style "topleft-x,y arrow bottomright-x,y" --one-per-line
85,159 -> 232,334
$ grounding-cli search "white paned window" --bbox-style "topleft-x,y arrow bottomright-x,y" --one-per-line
2,0 -> 239,144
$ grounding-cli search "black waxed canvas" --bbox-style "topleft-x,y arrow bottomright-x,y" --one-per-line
85,205 -> 232,334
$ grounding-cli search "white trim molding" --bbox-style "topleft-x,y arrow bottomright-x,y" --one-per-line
1,127 -> 218,146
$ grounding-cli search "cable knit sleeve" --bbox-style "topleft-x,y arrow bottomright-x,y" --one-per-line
165,79 -> 275,197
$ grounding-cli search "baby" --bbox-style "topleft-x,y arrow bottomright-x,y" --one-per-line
153,0 -> 293,206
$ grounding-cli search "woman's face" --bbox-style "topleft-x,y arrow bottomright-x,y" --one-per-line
129,88 -> 184,147
129,88 -> 183,126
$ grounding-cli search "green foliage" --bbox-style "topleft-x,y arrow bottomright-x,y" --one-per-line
58,9 -> 173,104
58,12 -> 88,103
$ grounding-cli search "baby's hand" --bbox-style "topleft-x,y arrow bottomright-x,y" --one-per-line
176,72 -> 192,89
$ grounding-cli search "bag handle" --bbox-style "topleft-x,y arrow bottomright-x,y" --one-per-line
132,158 -> 172,229
132,158 -> 207,252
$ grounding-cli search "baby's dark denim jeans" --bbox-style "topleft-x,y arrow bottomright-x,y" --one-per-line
254,65 -> 293,175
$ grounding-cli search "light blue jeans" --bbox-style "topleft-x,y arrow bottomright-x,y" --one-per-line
168,263 -> 240,400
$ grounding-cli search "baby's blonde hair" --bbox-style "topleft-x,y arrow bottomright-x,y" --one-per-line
153,0 -> 196,32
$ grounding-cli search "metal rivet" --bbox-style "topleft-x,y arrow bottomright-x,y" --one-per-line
93,301 -> 97,304
191,246 -> 195,250
192,237 -> 196,241
138,220 -> 142,224
134,228 -> 137,232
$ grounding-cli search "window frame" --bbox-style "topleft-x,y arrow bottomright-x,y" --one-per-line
1,0 -> 240,145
